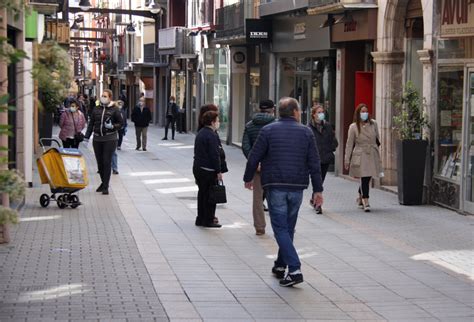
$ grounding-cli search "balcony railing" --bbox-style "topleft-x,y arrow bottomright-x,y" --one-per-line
216,0 -> 245,39
158,27 -> 195,58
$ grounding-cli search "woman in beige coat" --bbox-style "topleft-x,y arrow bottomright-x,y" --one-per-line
344,103 -> 382,212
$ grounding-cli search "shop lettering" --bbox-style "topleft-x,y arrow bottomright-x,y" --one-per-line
442,0 -> 469,25
344,21 -> 357,32
250,31 -> 268,39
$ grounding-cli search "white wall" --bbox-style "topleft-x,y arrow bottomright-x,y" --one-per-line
23,42 -> 34,185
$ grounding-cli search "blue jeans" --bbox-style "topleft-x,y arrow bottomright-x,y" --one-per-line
112,151 -> 118,171
266,188 -> 303,272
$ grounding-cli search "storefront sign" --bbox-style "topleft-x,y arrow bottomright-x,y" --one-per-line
440,0 -> 474,38
294,23 -> 306,40
231,47 -> 247,74
74,58 -> 83,78
331,9 -> 377,42
246,19 -> 272,44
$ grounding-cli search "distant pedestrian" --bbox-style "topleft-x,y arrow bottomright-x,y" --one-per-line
116,100 -> 128,150
242,99 -> 276,235
84,89 -> 123,195
131,97 -> 152,151
308,103 -> 338,214
197,104 -> 228,225
244,97 -> 323,287
193,110 -> 224,228
58,99 -> 86,148
162,96 -> 179,140
344,103 -> 382,212
112,100 -> 125,175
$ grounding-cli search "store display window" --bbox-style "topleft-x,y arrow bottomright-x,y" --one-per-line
436,66 -> 464,181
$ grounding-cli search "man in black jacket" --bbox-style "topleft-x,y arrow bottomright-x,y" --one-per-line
131,97 -> 152,151
163,96 -> 179,140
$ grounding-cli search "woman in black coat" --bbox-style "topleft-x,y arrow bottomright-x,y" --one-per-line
309,104 -> 338,213
193,110 -> 223,228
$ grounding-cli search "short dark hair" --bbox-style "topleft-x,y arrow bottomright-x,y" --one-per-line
202,111 -> 219,126
278,97 -> 300,118
198,104 -> 218,129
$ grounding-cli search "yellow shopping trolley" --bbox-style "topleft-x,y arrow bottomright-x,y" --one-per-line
37,138 -> 89,208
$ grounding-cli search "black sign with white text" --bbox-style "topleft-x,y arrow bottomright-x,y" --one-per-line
246,19 -> 272,44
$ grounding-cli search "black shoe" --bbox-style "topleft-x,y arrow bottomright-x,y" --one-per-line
117,146 -> 121,150
204,223 -> 222,228
316,206 -> 322,215
135,147 -> 140,151
272,266 -> 286,279
143,148 -> 147,151
279,272 -> 303,287
162,137 -> 167,140
96,184 -> 104,192
113,170 -> 119,175
102,189 -> 109,195
263,204 -> 268,212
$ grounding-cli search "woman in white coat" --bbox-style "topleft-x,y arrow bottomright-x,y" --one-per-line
344,103 -> 382,212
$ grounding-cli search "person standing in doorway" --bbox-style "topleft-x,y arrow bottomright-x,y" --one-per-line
244,97 -> 323,287
131,97 -> 152,151
308,103 -> 338,214
242,99 -> 276,235
84,89 -> 123,195
163,96 -> 179,140
344,103 -> 382,212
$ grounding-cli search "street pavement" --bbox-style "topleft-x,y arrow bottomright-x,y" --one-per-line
0,124 -> 473,321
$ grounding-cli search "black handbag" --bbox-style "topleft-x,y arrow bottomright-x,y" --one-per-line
70,112 -> 84,143
209,180 -> 227,204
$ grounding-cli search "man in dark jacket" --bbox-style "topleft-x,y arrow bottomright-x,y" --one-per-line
243,97 -> 323,287
163,96 -> 179,140
242,99 -> 276,236
131,97 -> 152,151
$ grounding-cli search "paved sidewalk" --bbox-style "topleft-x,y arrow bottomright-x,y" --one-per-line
1,124 -> 473,321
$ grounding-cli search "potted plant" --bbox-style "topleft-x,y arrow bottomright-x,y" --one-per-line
0,169 -> 25,243
393,81 -> 430,205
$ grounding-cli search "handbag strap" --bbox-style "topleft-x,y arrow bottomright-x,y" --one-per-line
69,111 -> 78,134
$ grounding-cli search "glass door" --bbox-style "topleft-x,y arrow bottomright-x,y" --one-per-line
462,68 -> 474,213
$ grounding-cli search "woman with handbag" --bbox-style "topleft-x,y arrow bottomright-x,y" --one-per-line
344,103 -> 382,212
59,99 -> 86,148
193,110 -> 223,228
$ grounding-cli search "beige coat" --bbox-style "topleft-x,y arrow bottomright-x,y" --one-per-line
344,120 -> 382,178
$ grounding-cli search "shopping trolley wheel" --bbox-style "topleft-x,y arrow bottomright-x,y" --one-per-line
40,194 -> 50,208
57,195 -> 67,209
70,195 -> 80,208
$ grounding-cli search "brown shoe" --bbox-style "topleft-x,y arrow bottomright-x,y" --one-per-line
256,229 -> 265,235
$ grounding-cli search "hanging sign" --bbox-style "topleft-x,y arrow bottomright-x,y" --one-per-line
440,0 -> 474,38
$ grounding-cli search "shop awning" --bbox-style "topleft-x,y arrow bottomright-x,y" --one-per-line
308,3 -> 377,16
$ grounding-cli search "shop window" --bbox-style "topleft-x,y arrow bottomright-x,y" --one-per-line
436,66 -> 464,182
438,38 -> 474,60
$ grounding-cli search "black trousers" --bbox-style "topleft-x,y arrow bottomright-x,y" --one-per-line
193,167 -> 217,225
320,163 -> 330,183
93,140 -> 117,189
164,116 -> 176,139
62,138 -> 79,149
358,176 -> 372,198
118,129 -> 125,147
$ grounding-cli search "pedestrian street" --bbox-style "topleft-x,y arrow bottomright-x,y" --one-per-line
1,124 -> 473,321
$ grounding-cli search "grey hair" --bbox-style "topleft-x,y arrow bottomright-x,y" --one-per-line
278,97 -> 300,118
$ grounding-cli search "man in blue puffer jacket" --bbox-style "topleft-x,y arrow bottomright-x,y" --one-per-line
243,97 -> 323,287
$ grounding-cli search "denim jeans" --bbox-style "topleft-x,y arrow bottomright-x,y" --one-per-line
112,151 -> 118,171
266,188 -> 303,272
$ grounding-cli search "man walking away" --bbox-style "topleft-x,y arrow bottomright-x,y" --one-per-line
163,96 -> 179,140
242,99 -> 276,235
243,97 -> 323,287
131,97 -> 152,151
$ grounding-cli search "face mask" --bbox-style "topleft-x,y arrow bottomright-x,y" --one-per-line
117,104 -> 123,109
100,97 -> 110,105
360,112 -> 369,121
214,121 -> 220,130
70,106 -> 77,112
317,113 -> 325,121
139,101 -> 145,106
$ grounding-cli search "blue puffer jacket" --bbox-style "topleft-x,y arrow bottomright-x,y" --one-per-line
243,117 -> 323,193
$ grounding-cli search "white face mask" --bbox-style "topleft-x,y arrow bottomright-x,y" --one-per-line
70,106 -> 77,113
360,112 -> 369,121
317,112 -> 325,121
100,97 -> 110,105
